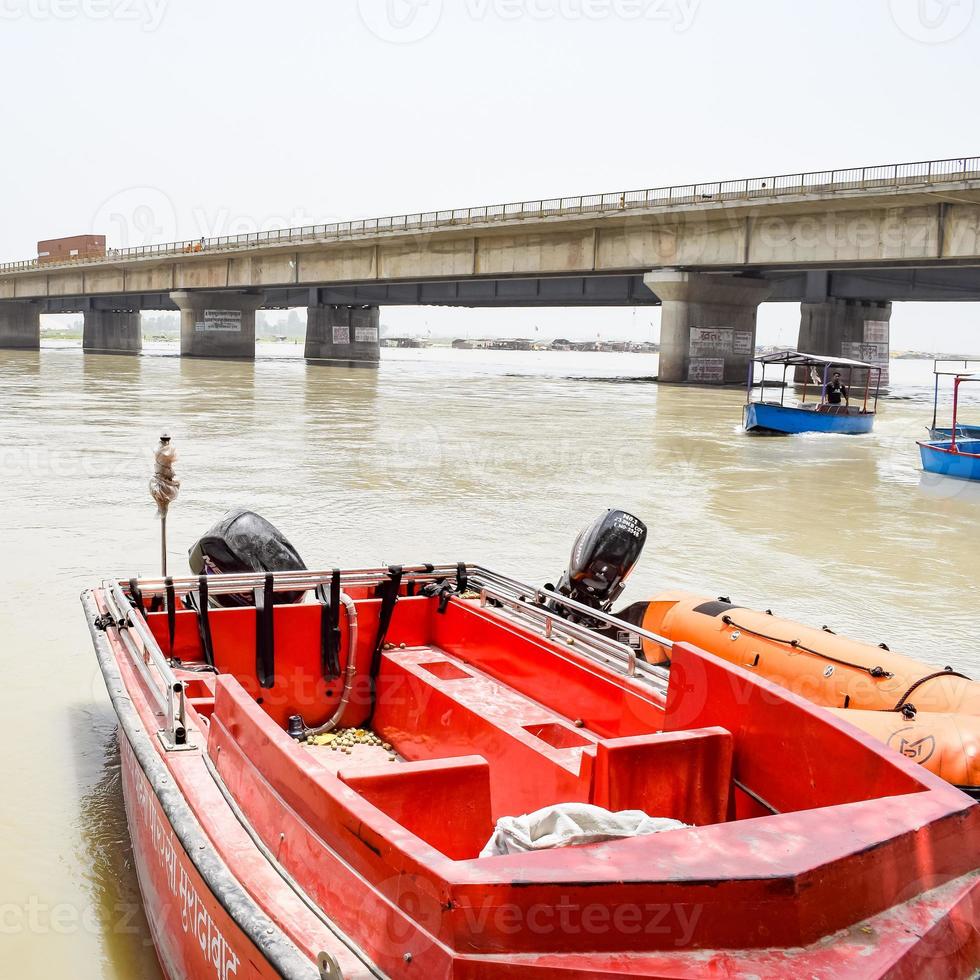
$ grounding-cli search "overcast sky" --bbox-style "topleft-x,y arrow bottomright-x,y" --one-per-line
2,0 -> 978,348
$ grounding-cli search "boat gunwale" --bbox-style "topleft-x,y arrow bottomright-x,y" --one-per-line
81,587 -> 321,980
917,439 -> 980,460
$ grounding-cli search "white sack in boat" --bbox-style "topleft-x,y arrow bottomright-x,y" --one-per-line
480,802 -> 687,857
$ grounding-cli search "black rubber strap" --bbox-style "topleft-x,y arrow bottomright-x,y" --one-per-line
367,566 -> 402,719
329,569 -> 341,675
254,573 -> 275,689
319,598 -> 333,677
165,576 -> 176,654
316,569 -> 342,679
128,577 -> 144,614
196,575 -> 215,669
456,562 -> 468,595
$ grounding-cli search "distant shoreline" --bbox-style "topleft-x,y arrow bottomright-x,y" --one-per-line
37,330 -> 979,361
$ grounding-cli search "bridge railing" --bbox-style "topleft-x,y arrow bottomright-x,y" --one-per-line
3,155 -> 979,275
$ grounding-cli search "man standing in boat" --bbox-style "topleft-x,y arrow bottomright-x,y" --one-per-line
825,371 -> 849,409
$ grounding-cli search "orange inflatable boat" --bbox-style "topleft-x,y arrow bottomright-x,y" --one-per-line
633,592 -> 980,797
546,508 -> 980,799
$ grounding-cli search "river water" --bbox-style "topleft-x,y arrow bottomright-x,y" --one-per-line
1,343 -> 978,977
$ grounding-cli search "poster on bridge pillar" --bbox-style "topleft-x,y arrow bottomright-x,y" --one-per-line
688,358 -> 725,382
689,327 -> 754,357
688,327 -> 753,381
690,327 -> 732,355
842,319 -> 889,386
196,310 -> 242,332
332,324 -> 350,345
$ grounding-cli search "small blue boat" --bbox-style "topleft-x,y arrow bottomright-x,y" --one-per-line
919,439 -> 980,480
919,371 -> 980,481
744,401 -> 875,434
927,359 -> 980,439
744,351 -> 881,435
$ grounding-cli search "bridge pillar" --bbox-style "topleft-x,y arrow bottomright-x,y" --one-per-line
171,290 -> 263,359
83,307 -> 142,354
644,271 -> 772,383
798,299 -> 891,388
0,301 -> 42,349
305,305 -> 380,364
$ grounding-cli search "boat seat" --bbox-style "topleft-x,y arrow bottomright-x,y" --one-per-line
339,756 -> 494,860
374,646 -> 604,819
590,728 -> 733,826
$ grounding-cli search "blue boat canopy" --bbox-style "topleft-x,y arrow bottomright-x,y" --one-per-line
754,350 -> 875,369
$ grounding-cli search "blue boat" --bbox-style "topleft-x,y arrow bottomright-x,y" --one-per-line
744,401 -> 875,434
744,351 -> 881,435
919,439 -> 980,480
927,359 -> 980,439
919,371 -> 980,481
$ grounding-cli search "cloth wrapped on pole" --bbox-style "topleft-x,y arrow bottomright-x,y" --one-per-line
150,434 -> 180,518
149,434 -> 180,576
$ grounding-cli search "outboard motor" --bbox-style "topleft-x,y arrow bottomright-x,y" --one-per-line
189,509 -> 308,606
549,509 -> 647,624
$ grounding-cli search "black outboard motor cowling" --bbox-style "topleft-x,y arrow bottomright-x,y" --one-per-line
188,509 -> 308,606
553,509 -> 647,618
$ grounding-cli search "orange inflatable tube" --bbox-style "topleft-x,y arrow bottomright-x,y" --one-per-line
638,591 -> 980,795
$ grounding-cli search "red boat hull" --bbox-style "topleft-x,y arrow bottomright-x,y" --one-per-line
120,733 -> 277,980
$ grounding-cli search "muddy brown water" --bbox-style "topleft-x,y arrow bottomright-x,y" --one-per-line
0,344 -> 977,977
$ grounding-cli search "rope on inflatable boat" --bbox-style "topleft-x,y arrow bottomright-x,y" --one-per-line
720,615 -> 895,679
721,615 -> 976,710
892,667 -> 973,712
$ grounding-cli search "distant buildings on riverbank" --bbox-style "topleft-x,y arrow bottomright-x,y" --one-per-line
382,336 -> 659,353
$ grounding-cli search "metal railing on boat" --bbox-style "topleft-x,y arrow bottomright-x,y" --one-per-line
465,566 -> 672,699
108,564 -> 672,704
100,578 -> 189,750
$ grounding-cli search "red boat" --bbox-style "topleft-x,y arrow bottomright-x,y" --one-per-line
83,559 -> 980,979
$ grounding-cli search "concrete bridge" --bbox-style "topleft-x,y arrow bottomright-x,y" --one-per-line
3,155 -> 980,383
